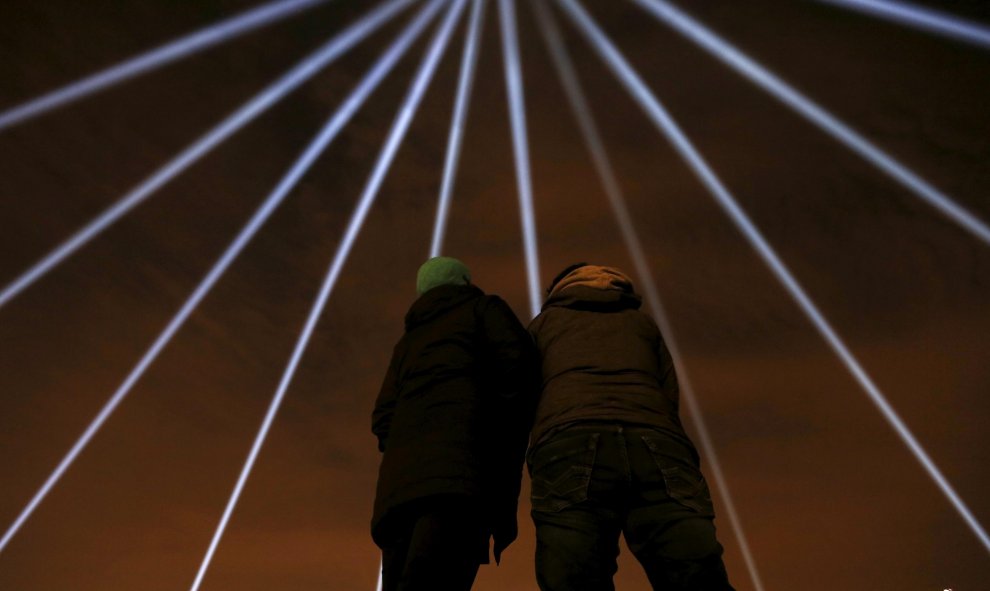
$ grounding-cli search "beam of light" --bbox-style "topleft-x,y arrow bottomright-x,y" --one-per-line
816,0 -> 990,50
376,560 -> 384,591
190,2 -> 468,589
429,0 -> 487,258
558,0 -> 990,554
628,0 -> 990,247
530,3 -> 766,589
0,0 -> 443,558
499,0 -> 543,318
0,0 -> 332,132
0,0 -> 417,312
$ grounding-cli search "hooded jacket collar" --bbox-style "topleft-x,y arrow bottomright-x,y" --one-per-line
405,283 -> 483,330
542,265 -> 641,312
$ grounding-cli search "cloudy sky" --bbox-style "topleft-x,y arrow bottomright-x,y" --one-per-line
1,0 -> 988,589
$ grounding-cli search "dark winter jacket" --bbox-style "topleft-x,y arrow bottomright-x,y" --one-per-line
371,284 -> 539,561
527,266 -> 689,448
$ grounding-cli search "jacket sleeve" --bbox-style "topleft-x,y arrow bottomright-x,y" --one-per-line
371,345 -> 402,453
478,296 -> 541,561
481,296 -> 541,403
657,330 -> 680,404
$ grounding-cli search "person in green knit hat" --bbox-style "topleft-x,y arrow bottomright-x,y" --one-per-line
372,257 -> 540,591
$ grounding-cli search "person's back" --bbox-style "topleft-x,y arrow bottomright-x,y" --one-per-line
373,283 -> 494,516
528,264 -> 684,448
526,264 -> 734,591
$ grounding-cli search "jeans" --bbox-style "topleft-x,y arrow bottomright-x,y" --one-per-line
529,423 -> 734,591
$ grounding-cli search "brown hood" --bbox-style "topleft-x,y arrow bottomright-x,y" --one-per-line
549,265 -> 636,298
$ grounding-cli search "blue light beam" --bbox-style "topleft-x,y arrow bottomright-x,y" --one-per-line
499,0 -> 543,318
558,0 -> 990,554
817,0 -> 990,50
531,3 -> 766,589
189,2 -> 468,588
0,0 -> 441,557
0,0 -> 331,131
630,0 -> 990,246
0,0 -> 416,312
430,0 -> 487,258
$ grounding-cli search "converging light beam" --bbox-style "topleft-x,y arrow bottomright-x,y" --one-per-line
816,0 -> 990,50
531,3 -> 766,589
499,0 -> 543,318
0,0 -> 417,312
0,0 -> 331,131
189,1 -> 468,589
430,0 -> 487,258
558,0 -> 990,554
0,0 -> 439,558
629,0 -> 990,247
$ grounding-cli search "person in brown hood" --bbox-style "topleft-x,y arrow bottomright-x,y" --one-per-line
527,263 -> 735,591
371,257 -> 540,591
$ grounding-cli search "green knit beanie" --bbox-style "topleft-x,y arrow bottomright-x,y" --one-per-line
416,257 -> 471,295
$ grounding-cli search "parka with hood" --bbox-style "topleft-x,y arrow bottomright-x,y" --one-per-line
527,265 -> 690,449
371,282 -> 539,562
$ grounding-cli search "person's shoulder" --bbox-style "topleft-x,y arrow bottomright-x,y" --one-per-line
628,307 -> 664,340
528,305 -> 561,335
477,294 -> 535,332
477,293 -> 516,314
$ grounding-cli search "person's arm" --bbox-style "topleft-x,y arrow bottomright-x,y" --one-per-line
483,297 -> 540,402
657,329 -> 680,404
371,345 -> 402,453
479,296 -> 541,562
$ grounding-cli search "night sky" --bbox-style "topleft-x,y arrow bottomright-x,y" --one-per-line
1,1 -> 989,589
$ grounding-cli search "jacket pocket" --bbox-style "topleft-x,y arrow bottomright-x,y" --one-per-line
642,435 -> 714,516
528,432 -> 599,513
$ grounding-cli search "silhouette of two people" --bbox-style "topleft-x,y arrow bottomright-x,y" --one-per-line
372,258 -> 734,591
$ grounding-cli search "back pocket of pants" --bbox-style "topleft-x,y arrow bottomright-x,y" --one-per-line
529,432 -> 599,513
642,436 -> 714,516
